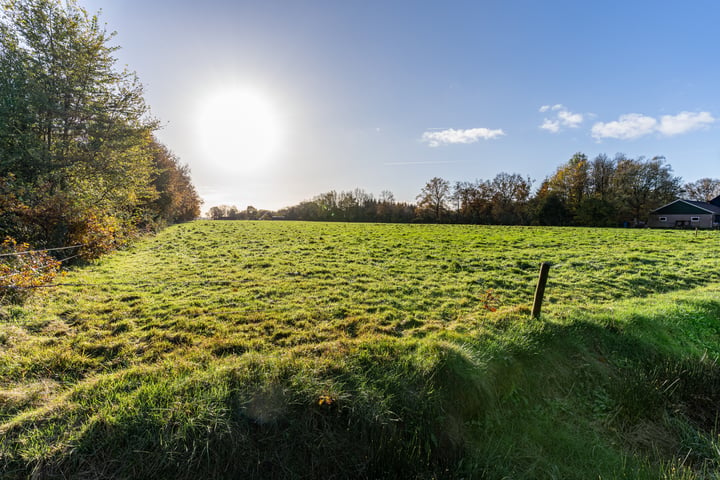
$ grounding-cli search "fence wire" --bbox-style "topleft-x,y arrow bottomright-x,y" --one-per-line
3,278 -> 243,290
0,244 -> 85,258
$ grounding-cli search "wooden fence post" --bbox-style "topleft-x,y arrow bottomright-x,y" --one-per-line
531,262 -> 551,319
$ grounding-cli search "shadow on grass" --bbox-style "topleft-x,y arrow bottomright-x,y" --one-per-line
3,296 -> 720,479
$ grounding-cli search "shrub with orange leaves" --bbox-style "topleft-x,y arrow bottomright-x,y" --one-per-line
0,237 -> 61,302
69,212 -> 131,260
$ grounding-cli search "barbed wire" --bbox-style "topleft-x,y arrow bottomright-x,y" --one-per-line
0,248 -> 86,288
58,254 -> 83,264
2,278 -> 243,290
0,244 -> 85,258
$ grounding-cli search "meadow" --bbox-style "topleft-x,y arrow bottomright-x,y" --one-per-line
2,221 -> 720,479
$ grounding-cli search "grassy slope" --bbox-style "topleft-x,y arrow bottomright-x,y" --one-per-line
2,221 -> 720,478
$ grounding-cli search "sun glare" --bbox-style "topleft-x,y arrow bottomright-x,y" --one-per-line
195,87 -> 283,173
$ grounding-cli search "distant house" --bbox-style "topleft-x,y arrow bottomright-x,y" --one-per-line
648,196 -> 720,229
258,213 -> 286,221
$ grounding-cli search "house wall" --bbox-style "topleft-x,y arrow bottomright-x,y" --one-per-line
648,213 -> 714,228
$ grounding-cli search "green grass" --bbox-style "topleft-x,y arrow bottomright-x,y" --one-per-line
2,221 -> 720,478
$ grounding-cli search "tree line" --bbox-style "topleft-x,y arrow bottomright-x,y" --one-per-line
210,153 -> 718,227
0,0 -> 201,259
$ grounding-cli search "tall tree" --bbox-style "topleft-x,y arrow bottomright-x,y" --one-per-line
376,190 -> 396,222
417,177 -> 451,222
545,153 -> 590,213
570,154 -> 619,226
588,153 -> 616,200
489,172 -> 533,224
0,0 -> 160,250
314,191 -> 338,220
612,156 -> 681,224
683,178 -> 720,202
143,139 -> 201,225
531,187 -> 572,226
453,181 -> 478,220
452,180 -> 494,224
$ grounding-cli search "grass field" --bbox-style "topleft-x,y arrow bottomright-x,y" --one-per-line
2,221 -> 720,478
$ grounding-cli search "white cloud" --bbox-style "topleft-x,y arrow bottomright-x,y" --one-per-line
592,111 -> 715,140
538,104 -> 564,113
591,113 -> 657,140
540,119 -> 560,133
421,127 -> 505,147
557,110 -> 583,128
657,111 -> 715,136
538,104 -> 584,133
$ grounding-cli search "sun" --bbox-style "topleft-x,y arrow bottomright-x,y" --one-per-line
194,87 -> 283,173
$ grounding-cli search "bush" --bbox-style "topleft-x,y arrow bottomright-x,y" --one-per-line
69,212 -> 131,260
0,237 -> 61,303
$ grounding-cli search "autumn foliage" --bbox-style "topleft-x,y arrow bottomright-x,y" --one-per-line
69,211 -> 126,260
0,0 -> 201,286
0,237 -> 61,301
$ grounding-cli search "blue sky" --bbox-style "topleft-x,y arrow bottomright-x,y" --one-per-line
83,0 -> 720,211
